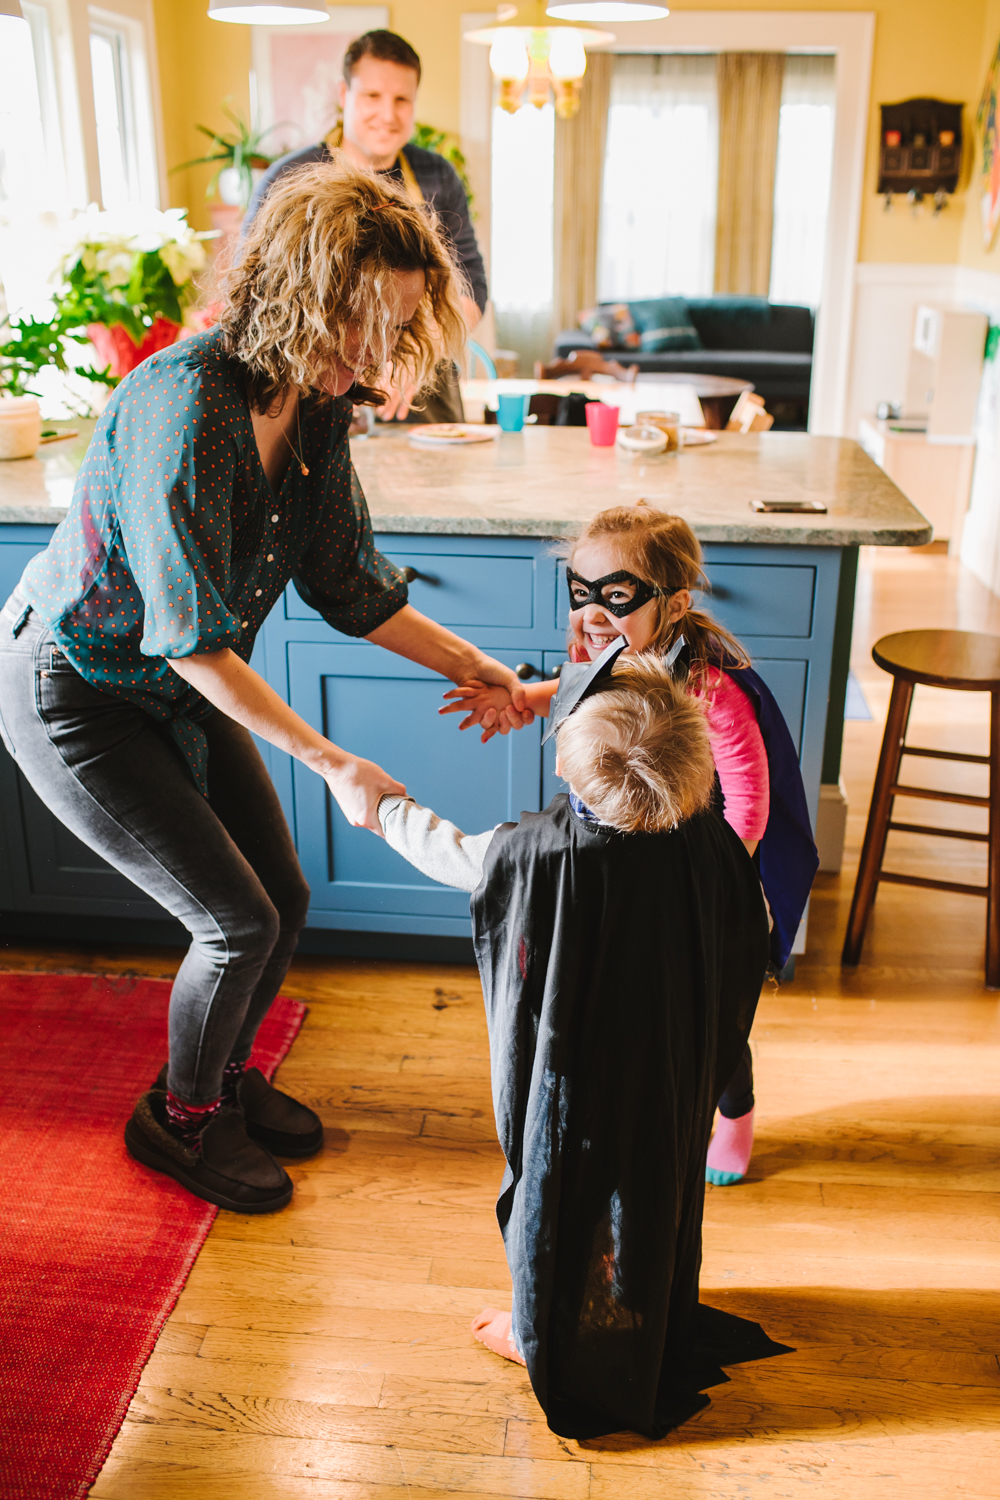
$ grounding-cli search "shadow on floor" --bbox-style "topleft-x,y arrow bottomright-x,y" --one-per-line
579,1283 -> 1000,1454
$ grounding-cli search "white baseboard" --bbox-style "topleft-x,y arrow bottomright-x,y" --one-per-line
816,777 -> 849,874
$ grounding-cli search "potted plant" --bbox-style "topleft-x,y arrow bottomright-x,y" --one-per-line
54,206 -> 209,380
411,123 -> 476,214
173,103 -> 280,211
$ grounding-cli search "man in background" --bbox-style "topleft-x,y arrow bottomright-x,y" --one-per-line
247,29 -> 487,423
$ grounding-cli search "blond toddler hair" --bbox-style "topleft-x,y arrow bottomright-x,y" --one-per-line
556,652 -> 715,834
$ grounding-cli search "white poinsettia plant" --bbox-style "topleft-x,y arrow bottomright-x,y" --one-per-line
55,205 -> 211,342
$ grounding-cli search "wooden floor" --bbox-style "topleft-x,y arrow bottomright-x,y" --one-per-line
5,543 -> 1000,1499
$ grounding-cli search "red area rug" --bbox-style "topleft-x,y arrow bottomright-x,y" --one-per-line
0,973 -> 305,1500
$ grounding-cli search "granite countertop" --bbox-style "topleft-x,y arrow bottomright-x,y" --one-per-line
351,427 -> 932,546
0,423 -> 96,524
0,420 -> 932,547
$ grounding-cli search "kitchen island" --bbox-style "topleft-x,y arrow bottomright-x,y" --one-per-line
0,423 -> 930,957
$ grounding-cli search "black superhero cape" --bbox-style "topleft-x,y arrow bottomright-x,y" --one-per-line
470,795 -> 788,1440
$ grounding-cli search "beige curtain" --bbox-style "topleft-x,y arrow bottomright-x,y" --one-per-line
553,50 -> 614,332
714,53 -> 785,295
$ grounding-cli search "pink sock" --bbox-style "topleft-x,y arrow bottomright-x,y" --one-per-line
165,1091 -> 222,1154
471,1308 -> 526,1366
706,1106 -> 755,1185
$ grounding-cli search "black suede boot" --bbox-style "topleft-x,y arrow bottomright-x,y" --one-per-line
153,1065 -> 324,1159
125,1091 -> 293,1212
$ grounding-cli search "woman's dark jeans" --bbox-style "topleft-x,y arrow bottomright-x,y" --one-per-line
0,591 -> 310,1105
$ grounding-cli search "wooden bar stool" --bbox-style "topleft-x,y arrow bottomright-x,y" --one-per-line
842,629 -> 1000,987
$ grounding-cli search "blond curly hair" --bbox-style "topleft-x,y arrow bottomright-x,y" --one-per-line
220,155 -> 467,411
556,651 -> 715,834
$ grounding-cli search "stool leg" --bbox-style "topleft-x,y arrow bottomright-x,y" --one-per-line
842,677 -> 914,966
987,691 -> 1000,988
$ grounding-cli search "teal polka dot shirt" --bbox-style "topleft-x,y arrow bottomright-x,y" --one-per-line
20,328 -> 407,795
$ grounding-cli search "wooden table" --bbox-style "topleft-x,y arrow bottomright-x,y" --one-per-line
633,372 -> 754,429
459,378 -> 707,428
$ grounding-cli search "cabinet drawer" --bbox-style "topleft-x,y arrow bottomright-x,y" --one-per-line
704,564 -> 815,638
286,551 -> 535,630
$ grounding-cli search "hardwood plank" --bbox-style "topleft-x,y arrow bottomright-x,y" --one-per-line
97,1431 -> 592,1498
196,1326 -> 527,1385
124,1388 -> 508,1453
138,1354 -> 385,1406
153,1321 -> 209,1358
187,1243 -> 435,1287
92,1475 -> 535,1500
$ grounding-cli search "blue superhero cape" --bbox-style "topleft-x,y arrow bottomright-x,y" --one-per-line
721,665 -> 819,971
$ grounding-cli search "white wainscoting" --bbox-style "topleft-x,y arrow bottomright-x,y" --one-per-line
845,263 -> 959,441
954,268 -> 1000,593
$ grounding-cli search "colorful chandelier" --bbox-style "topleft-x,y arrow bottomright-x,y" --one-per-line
465,2 -> 669,120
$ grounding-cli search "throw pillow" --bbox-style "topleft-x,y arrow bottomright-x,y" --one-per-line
627,297 -> 702,352
578,303 -> 641,350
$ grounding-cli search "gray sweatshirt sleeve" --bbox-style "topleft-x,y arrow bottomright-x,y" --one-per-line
377,795 -> 496,892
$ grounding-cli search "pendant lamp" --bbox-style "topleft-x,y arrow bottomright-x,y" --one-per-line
208,1 -> 330,23
465,0 -> 614,120
547,3 -> 668,17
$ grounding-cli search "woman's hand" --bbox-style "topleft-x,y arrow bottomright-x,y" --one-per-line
322,754 -> 406,834
440,681 -> 530,742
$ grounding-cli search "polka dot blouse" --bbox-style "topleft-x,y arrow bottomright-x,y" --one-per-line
20,328 -> 407,795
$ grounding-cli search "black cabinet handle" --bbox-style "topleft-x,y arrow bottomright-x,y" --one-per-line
515,662 -> 539,680
400,565 -> 439,585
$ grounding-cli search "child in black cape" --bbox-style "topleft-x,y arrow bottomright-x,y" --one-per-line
375,653 -> 789,1440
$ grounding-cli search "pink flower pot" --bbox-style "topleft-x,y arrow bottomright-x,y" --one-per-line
87,316 -> 181,380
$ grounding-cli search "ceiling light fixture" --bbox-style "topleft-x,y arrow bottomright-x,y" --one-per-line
465,1 -> 614,120
208,1 -> 330,24
547,3 -> 669,19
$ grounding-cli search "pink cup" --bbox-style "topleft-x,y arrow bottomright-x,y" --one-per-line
585,402 -> 620,446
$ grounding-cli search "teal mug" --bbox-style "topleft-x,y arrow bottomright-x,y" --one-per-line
497,393 -> 529,432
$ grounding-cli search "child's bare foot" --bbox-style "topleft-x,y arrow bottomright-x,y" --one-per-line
471,1307 -> 526,1366
706,1106 -> 755,1185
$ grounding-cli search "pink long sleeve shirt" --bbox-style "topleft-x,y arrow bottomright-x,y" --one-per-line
692,666 -> 770,843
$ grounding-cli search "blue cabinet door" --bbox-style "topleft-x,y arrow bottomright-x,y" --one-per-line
287,643 -> 543,935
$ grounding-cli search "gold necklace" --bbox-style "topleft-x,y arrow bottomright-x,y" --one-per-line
282,401 -> 309,477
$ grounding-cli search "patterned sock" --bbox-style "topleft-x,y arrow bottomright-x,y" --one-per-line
165,1091 -> 223,1154
221,1057 -> 249,1110
706,1106 -> 755,1186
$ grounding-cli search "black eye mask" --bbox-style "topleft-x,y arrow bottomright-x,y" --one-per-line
566,567 -> 669,619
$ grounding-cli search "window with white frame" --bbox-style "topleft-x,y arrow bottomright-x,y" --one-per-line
769,54 -> 836,307
0,0 -> 162,320
0,2 -> 69,316
598,54 -> 719,302
491,101 -> 555,368
88,6 -> 161,211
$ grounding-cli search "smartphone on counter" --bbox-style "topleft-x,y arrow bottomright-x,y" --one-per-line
750,499 -> 827,513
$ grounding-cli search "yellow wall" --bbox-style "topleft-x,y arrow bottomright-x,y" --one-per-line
152,0 -> 252,230
153,0 -> 993,263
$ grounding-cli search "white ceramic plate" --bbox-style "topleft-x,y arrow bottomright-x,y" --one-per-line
680,428 -> 718,446
407,424 -> 498,445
